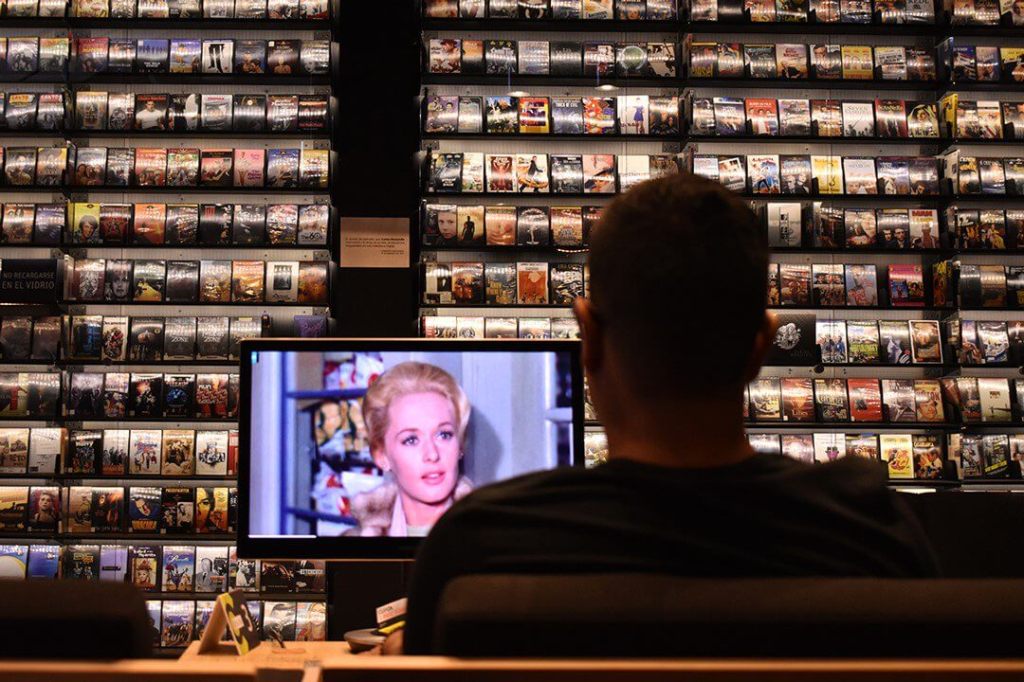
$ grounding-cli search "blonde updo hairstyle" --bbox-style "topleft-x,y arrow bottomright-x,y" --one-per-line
363,362 -> 471,458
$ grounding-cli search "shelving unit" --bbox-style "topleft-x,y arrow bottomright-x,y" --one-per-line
414,0 -> 1024,490
0,0 -> 339,651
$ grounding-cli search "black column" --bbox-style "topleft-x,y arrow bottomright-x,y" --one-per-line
333,2 -> 422,337
326,3 -> 422,639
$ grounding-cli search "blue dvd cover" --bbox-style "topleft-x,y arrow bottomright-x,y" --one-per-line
26,544 -> 60,579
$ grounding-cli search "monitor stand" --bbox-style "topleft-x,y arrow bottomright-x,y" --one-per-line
326,561 -> 413,639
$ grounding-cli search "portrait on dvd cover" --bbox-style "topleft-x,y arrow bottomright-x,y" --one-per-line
4,149 -> 37,186
428,39 -> 461,74
1,205 -> 36,245
104,260 -> 133,302
228,41 -> 266,77
267,39 -> 299,74
843,261 -> 876,303
300,40 -> 330,75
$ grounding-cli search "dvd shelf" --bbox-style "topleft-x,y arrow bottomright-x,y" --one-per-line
1,201 -> 332,247
415,0 -> 1024,495
0,36 -> 337,84
0,144 -> 332,189
1,0 -> 334,21
0,1 -> 336,652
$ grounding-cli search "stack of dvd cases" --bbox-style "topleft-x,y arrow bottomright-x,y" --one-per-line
417,0 -> 1024,493
0,0 -> 339,652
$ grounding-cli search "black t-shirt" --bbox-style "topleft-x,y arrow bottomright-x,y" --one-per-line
403,454 -> 940,654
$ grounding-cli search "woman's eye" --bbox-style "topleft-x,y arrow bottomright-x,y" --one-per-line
437,430 -> 454,441
401,435 -> 419,447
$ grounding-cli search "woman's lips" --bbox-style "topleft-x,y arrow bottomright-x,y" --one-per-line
421,471 -> 446,485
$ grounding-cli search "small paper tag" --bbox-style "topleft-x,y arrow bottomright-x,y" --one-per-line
376,598 -> 408,628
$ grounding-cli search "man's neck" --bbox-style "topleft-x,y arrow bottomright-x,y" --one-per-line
602,396 -> 754,469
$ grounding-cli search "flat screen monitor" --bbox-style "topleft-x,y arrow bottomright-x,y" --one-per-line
238,339 -> 583,559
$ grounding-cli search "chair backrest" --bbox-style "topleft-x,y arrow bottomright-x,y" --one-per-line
431,575 -> 1024,658
0,579 -> 152,660
321,657 -> 1024,682
900,492 -> 1024,578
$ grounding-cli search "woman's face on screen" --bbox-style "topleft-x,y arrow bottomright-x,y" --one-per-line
379,391 -> 461,506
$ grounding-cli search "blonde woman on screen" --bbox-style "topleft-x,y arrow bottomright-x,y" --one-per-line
345,362 -> 473,537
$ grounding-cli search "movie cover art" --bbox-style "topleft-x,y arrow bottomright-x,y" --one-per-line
880,434 -> 914,479
197,149 -> 232,187
162,95 -> 197,133
297,262 -> 329,304
298,204 -> 329,246
484,206 -> 516,246
64,545 -> 99,580
231,260 -> 265,303
201,39 -> 233,74
160,428 -> 194,476
0,319 -> 32,361
266,148 -> 300,188
130,373 -> 163,418
195,373 -> 229,418
128,431 -> 161,477
550,263 -> 584,304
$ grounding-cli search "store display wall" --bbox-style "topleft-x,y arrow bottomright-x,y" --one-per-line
0,0 -> 340,653
3,0 -> 1024,654
415,0 -> 1024,491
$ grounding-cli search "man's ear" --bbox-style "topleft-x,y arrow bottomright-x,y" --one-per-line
574,298 -> 603,375
744,311 -> 778,384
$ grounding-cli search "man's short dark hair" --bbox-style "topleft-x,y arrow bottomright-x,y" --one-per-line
588,173 -> 768,398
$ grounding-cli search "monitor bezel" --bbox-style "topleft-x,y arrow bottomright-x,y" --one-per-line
237,337 -> 585,560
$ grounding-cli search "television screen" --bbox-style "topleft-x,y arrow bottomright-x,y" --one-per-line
238,339 -> 582,558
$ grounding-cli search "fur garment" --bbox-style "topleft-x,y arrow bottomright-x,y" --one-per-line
345,476 -> 473,537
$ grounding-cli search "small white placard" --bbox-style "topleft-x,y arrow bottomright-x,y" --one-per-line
340,217 -> 410,269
